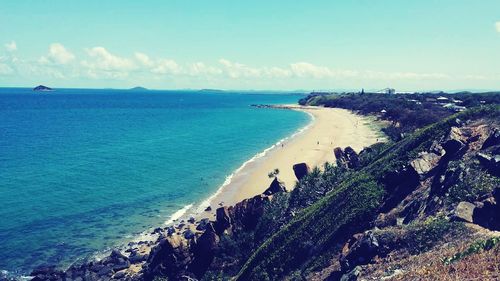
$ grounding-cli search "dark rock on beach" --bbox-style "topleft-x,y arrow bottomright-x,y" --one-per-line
293,162 -> 310,181
262,177 -> 286,196
334,146 -> 360,169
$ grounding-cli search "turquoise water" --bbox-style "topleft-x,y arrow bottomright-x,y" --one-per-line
0,88 -> 308,274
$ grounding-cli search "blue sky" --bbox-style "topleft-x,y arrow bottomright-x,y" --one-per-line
0,0 -> 499,91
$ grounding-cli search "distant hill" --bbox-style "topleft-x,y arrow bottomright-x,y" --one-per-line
129,86 -> 148,91
33,85 -> 53,92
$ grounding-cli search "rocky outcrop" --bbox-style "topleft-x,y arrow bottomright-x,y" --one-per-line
293,163 -> 310,181
482,128 -> 500,149
143,235 -> 193,281
189,224 -> 220,278
30,266 -> 64,281
380,165 -> 420,212
451,201 -> 475,223
410,152 -> 441,177
143,193 -> 275,280
262,177 -> 286,196
214,206 -> 232,235
477,153 -> 500,176
230,194 -> 271,231
473,188 -> 500,231
334,146 -> 360,169
30,249 -> 133,281
340,231 -> 379,273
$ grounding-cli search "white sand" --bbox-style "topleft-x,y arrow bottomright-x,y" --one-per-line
202,105 -> 384,210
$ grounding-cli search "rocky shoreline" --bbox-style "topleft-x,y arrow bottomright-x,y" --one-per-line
27,160 -> 314,281
21,105 -> 383,281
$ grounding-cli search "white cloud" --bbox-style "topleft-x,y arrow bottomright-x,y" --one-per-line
188,62 -> 222,76
364,71 -> 450,80
4,41 -> 17,52
82,47 -> 135,71
39,43 -> 75,65
0,63 -> 13,75
219,59 -> 262,78
290,62 -> 357,79
135,52 -> 154,67
496,21 -> 500,33
80,47 -> 136,79
151,59 -> 182,74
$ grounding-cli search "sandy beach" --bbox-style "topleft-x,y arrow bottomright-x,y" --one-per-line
203,105 -> 384,211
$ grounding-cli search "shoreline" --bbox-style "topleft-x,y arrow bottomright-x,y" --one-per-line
196,105 -> 384,213
16,105 -> 384,278
120,104 -> 384,250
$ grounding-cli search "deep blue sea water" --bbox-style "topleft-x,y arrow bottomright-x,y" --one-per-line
0,88 -> 308,275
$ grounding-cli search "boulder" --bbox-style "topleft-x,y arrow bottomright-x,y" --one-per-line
380,165 -> 420,212
101,249 -> 130,272
410,152 -> 441,177
482,128 -> 500,149
340,266 -> 362,281
477,153 -> 500,176
334,147 -> 360,169
344,147 -> 361,169
143,236 -> 192,281
451,201 -> 475,223
473,193 -> 500,231
30,265 -> 65,281
292,162 -> 310,181
334,147 -> 345,162
230,194 -> 271,231
340,231 -> 379,272
189,223 -> 220,278
442,127 -> 467,157
196,218 -> 210,231
183,229 -> 196,240
214,206 -> 232,235
166,226 -> 175,236
262,177 -> 286,196
113,270 -> 126,279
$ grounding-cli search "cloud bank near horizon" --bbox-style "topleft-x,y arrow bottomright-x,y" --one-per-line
0,41 -> 498,90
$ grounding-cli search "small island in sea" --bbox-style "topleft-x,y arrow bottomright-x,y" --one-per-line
129,86 -> 148,91
33,85 -> 53,92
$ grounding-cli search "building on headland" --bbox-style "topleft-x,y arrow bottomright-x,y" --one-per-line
443,103 -> 467,112
374,88 -> 396,94
436,96 -> 449,103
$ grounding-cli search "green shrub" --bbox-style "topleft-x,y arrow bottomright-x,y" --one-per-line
448,161 -> 500,203
405,217 -> 466,254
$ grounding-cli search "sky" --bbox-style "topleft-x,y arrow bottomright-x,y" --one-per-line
0,0 -> 499,91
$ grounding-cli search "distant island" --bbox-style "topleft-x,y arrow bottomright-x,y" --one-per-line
129,86 -> 148,91
33,85 -> 53,92
199,89 -> 224,93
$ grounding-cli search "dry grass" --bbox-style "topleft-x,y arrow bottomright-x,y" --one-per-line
360,229 -> 500,281
391,244 -> 500,281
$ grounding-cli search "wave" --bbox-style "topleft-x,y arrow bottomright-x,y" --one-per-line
94,108 -> 314,264
194,109 -> 314,214
164,203 -> 194,225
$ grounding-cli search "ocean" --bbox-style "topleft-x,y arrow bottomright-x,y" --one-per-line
0,88 -> 309,275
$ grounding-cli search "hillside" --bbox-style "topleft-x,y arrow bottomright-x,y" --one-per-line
237,105 -> 499,280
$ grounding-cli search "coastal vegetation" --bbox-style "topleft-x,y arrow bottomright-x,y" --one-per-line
300,91 -> 500,141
